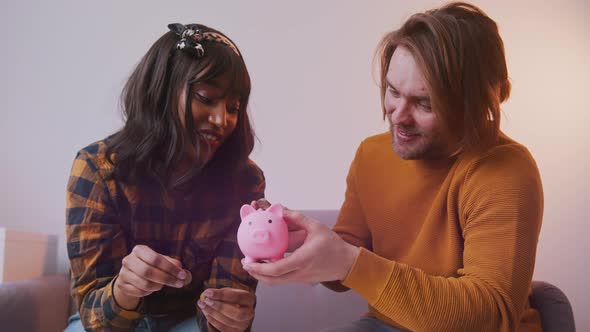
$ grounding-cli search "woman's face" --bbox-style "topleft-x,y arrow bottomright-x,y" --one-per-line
177,74 -> 240,163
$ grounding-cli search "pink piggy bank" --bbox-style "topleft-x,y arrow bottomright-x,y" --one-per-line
238,203 -> 289,263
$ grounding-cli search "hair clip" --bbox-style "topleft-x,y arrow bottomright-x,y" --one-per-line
168,23 -> 205,57
168,23 -> 239,58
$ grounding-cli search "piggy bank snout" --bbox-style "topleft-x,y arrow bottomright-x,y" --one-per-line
250,229 -> 270,243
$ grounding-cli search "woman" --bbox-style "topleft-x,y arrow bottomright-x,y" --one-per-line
65,23 -> 264,332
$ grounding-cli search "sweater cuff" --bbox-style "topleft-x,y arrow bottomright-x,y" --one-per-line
341,247 -> 396,305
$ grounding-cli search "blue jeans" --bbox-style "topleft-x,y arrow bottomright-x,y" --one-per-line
321,317 -> 406,332
64,313 -> 199,332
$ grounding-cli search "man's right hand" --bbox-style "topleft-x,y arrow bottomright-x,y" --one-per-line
242,209 -> 359,285
113,245 -> 189,310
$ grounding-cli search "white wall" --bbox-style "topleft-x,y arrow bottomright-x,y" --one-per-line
0,0 -> 588,330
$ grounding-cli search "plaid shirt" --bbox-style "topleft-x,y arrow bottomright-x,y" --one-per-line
66,141 -> 265,331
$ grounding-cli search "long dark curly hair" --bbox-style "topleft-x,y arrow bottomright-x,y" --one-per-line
106,24 -> 255,190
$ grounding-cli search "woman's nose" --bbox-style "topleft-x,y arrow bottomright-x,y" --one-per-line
208,103 -> 227,128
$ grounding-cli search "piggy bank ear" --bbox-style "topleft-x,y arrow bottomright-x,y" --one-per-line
267,203 -> 284,218
240,204 -> 256,219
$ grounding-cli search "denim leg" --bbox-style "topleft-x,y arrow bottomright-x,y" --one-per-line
63,313 -> 83,332
141,315 -> 199,332
63,313 -> 199,332
135,315 -> 151,332
168,316 -> 200,332
321,317 -> 406,332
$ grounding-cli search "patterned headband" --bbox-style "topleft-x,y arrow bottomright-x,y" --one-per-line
168,23 -> 240,58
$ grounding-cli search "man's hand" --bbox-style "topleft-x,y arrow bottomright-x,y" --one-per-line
198,287 -> 256,332
241,209 -> 360,285
113,245 -> 189,310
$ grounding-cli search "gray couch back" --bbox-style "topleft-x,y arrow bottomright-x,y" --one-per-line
252,210 -> 367,332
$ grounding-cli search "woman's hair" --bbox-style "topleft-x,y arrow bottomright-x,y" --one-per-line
106,24 -> 254,189
377,2 -> 511,152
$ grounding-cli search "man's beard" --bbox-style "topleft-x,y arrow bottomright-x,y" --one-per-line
390,125 -> 444,160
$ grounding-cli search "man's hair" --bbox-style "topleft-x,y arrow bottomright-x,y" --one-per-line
106,24 -> 254,188
377,2 -> 511,152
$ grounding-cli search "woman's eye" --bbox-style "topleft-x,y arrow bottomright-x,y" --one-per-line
227,106 -> 240,114
195,93 -> 214,105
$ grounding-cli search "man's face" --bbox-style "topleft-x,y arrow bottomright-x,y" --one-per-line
384,46 -> 450,160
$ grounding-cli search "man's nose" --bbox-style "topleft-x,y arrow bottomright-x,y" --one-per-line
389,99 -> 413,126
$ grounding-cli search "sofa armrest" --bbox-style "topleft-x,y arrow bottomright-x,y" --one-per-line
530,280 -> 576,332
0,275 -> 70,332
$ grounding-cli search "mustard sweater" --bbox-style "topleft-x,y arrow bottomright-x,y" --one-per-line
326,132 -> 543,332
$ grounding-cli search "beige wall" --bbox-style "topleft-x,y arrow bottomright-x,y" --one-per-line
0,0 -> 587,330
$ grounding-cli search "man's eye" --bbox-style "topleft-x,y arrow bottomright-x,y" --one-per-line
419,102 -> 432,111
387,86 -> 400,97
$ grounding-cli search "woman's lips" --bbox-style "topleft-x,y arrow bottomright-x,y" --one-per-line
199,129 -> 223,147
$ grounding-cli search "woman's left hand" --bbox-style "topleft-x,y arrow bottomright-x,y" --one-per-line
198,287 -> 256,332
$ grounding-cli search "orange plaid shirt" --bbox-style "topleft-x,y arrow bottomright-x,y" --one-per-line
66,140 -> 265,331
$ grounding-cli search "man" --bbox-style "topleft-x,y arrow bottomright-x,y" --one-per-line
244,2 -> 543,332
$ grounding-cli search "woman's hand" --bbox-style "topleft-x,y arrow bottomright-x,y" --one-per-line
113,245 -> 190,310
198,287 -> 256,332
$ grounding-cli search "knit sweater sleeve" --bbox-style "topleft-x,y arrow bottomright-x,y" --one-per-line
341,145 -> 543,332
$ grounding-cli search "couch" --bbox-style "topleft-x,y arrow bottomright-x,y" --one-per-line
0,210 -> 576,332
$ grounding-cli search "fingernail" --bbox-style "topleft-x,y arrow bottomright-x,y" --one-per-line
177,271 -> 186,279
205,298 -> 214,306
197,300 -> 205,308
204,289 -> 213,297
175,280 -> 184,288
243,264 -> 251,271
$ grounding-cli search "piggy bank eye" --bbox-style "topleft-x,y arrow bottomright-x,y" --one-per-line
248,221 -> 252,226
268,219 -> 272,223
